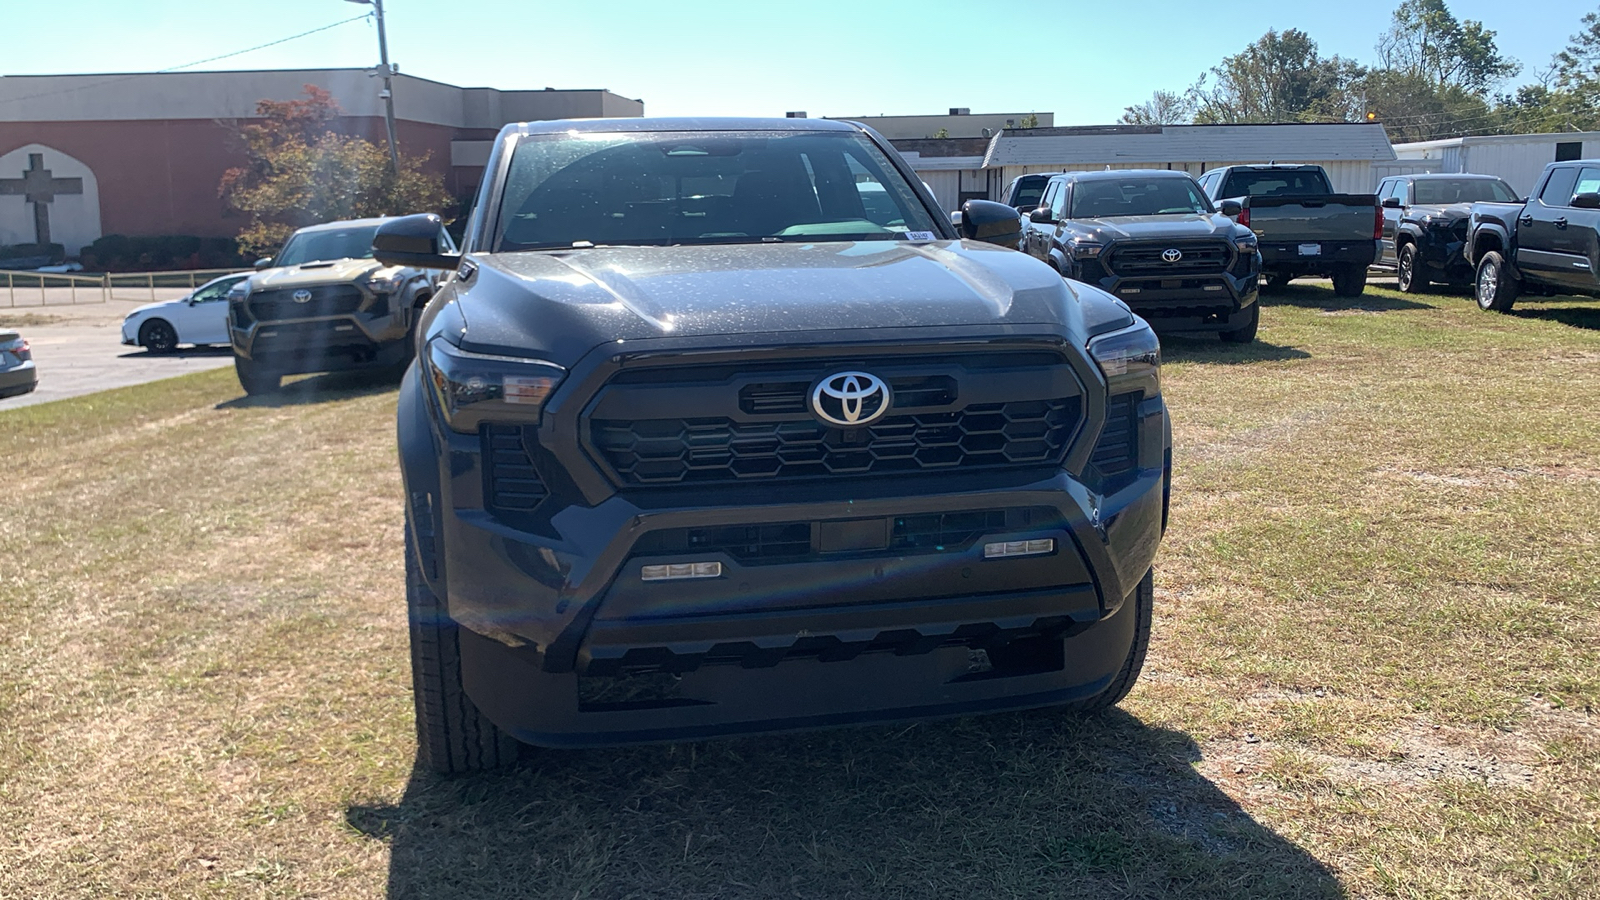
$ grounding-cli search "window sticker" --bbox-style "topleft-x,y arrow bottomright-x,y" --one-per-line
903,231 -> 937,241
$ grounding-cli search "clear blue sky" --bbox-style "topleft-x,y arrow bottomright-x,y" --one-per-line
4,0 -> 1594,123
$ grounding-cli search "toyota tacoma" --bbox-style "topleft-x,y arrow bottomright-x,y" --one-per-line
1020,170 -> 1262,342
376,117 -> 1170,772
227,217 -> 452,394
1468,159 -> 1600,312
1373,173 -> 1520,293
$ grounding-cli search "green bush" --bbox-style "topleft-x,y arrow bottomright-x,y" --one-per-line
78,235 -> 249,272
0,242 -> 65,265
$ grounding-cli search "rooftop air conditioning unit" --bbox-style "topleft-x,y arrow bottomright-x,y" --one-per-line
786,111 -> 807,118
949,107 -> 970,116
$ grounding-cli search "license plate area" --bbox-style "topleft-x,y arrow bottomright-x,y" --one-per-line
1298,243 -> 1322,256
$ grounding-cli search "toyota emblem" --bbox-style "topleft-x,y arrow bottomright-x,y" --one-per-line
810,371 -> 891,427
292,289 -> 313,303
1162,248 -> 1183,263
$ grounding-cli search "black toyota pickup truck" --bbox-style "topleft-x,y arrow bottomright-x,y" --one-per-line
1197,164 -> 1379,296
373,117 -> 1171,771
1467,159 -> 1600,311
1373,173 -> 1521,293
1021,169 -> 1262,342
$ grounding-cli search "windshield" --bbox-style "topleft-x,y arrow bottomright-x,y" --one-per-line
1070,177 -> 1213,218
494,130 -> 940,250
1413,178 -> 1519,204
275,225 -> 382,267
1224,169 -> 1332,197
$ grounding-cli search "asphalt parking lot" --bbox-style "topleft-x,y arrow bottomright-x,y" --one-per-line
0,292 -> 235,410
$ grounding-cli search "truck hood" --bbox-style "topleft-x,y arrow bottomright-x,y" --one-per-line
247,257 -> 381,290
450,240 -> 1109,363
1067,213 -> 1239,243
1409,202 -> 1474,221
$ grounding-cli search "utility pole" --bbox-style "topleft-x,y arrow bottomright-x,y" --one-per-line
347,0 -> 400,171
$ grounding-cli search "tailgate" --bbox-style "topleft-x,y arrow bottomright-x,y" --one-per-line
1244,194 -> 1377,242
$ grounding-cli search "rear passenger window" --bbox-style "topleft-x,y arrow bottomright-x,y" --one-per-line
1540,168 -> 1580,207
1574,167 -> 1600,198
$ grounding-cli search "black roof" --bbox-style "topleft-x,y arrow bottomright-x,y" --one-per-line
1050,169 -> 1196,182
1390,172 -> 1513,181
505,117 -> 862,138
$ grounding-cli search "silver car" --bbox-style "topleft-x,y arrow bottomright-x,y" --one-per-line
0,329 -> 38,399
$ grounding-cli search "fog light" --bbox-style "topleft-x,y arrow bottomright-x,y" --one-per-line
641,561 -> 723,581
983,539 -> 1054,559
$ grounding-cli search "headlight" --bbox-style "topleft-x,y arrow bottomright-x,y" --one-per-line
1235,236 -> 1258,253
367,267 -> 407,294
1068,239 -> 1103,258
1087,320 -> 1160,391
226,284 -> 249,300
424,338 -> 565,433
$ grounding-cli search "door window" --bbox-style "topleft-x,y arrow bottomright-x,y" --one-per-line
1038,182 -> 1060,215
1051,182 -> 1069,219
1573,167 -> 1600,197
1539,168 -> 1580,207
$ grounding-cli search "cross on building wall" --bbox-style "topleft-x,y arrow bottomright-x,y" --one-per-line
0,153 -> 84,246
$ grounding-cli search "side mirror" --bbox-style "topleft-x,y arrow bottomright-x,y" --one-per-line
1572,192 -> 1600,209
1027,207 -> 1056,224
1381,196 -> 1403,209
1219,199 -> 1243,217
253,257 -> 274,270
373,213 -> 462,270
960,199 -> 1024,248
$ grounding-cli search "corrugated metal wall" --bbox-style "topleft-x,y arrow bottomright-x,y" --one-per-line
912,168 -> 992,214
1461,142 -> 1573,197
989,160 -> 1378,196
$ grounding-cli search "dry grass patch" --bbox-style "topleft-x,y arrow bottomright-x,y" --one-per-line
1,282 -> 1597,898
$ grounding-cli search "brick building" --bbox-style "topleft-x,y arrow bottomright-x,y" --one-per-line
0,68 -> 644,254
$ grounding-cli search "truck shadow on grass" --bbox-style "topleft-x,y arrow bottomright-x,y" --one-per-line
1259,283 -> 1435,312
1510,303 -> 1600,333
213,369 -> 402,409
1160,336 -> 1311,365
347,710 -> 1344,899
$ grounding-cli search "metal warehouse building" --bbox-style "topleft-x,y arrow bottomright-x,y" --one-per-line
1386,132 -> 1600,197
957,123 -> 1397,211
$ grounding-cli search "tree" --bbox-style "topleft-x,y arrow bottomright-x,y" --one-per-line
1120,90 -> 1194,125
1190,29 -> 1365,124
220,86 -> 451,258
1017,113 -> 1040,129
1376,0 -> 1518,95
1554,7 -> 1600,87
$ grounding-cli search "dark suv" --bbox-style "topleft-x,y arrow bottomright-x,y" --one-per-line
1374,173 -> 1520,292
372,117 -> 1171,771
1021,170 -> 1262,342
227,217 -> 452,394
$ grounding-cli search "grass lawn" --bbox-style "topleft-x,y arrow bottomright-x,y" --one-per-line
0,280 -> 1596,899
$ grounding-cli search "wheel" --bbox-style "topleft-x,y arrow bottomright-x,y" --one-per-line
1219,301 -> 1259,344
1261,273 -> 1293,293
1063,569 -> 1153,712
1396,244 -> 1429,293
138,319 -> 178,354
407,523 -> 519,773
233,356 -> 280,395
1331,264 -> 1367,297
1474,251 -> 1519,312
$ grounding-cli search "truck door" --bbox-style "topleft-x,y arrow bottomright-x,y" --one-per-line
1377,179 -> 1403,266
1518,166 -> 1582,287
1560,166 -> 1600,293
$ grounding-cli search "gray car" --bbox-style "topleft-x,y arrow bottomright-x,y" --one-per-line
0,329 -> 38,399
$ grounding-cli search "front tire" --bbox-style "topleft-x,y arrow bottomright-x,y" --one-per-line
1331,264 -> 1368,297
1219,302 -> 1260,344
138,319 -> 178,354
1262,273 -> 1293,293
1397,244 -> 1428,293
1475,251 -> 1519,312
233,356 -> 280,395
1064,569 -> 1153,712
407,525 -> 519,774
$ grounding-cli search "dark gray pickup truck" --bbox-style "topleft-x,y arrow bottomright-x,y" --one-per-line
1467,159 -> 1600,311
1198,164 -> 1380,296
372,117 -> 1171,771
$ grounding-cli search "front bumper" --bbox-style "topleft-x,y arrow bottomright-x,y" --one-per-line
230,315 -> 408,376
1089,265 -> 1260,334
412,368 -> 1170,746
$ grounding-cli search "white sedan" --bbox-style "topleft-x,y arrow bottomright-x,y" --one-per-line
120,273 -> 250,353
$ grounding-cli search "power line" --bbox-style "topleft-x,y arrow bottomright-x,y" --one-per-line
0,13 -> 372,108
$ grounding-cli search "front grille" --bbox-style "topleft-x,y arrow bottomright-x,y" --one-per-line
593,398 -> 1081,485
248,284 -> 365,321
1090,393 -> 1139,476
1107,241 -> 1232,276
633,509 -> 1032,564
483,425 -> 548,512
